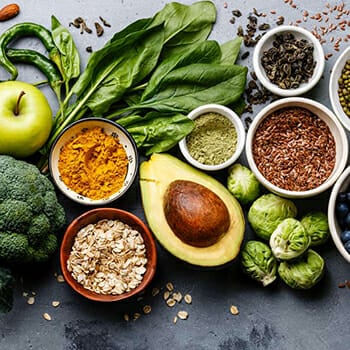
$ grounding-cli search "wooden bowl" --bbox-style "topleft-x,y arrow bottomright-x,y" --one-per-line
60,208 -> 157,302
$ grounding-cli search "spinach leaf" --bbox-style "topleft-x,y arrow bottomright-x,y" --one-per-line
51,15 -> 80,90
70,25 -> 164,117
151,1 -> 216,58
114,64 -> 247,115
118,111 -> 194,155
142,40 -> 221,101
220,37 -> 243,65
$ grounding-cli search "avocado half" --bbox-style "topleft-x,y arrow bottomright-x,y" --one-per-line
139,153 -> 245,267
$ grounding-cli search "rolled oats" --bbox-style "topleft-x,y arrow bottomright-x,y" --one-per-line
67,219 -> 148,295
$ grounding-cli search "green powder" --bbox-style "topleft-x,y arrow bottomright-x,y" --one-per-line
186,112 -> 237,165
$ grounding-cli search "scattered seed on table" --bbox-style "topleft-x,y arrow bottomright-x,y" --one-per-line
143,305 -> 152,314
123,313 -> 130,321
152,287 -> 160,296
43,313 -> 52,321
166,282 -> 174,291
230,305 -> 239,315
163,291 -> 170,300
184,294 -> 192,304
56,274 -> 65,283
52,301 -> 60,308
172,292 -> 182,303
133,312 -> 141,320
173,316 -> 178,323
177,311 -> 189,320
27,297 -> 35,305
166,298 -> 176,307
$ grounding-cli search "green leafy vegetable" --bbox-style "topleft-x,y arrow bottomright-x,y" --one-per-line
118,111 -> 194,155
248,193 -> 298,241
51,15 -> 80,91
301,211 -> 330,246
241,240 -> 277,287
278,249 -> 325,289
37,1 -> 247,170
227,163 -> 260,205
270,218 -> 311,260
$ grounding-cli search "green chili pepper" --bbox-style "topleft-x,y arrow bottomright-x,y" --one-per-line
6,48 -> 62,89
5,47 -> 63,116
0,22 -> 62,80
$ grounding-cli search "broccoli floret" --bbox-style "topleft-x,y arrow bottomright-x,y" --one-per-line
0,155 -> 66,265
0,267 -> 15,313
0,233 -> 29,263
27,214 -> 51,246
0,200 -> 32,233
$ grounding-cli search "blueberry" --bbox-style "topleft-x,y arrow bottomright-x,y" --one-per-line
338,192 -> 347,202
341,230 -> 350,243
344,240 -> 350,253
346,192 -> 350,203
344,213 -> 350,228
336,202 -> 349,219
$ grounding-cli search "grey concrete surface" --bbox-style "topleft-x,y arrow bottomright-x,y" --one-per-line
1,1 -> 349,349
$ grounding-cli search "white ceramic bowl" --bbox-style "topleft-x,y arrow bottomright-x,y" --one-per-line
245,97 -> 348,198
328,166 -> 350,263
329,46 -> 350,132
178,104 -> 245,171
253,25 -> 325,97
49,118 -> 138,205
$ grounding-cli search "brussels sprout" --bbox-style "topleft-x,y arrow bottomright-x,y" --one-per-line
270,218 -> 310,260
227,164 -> 260,205
241,240 -> 277,286
247,193 -> 298,240
278,249 -> 325,289
301,211 -> 329,246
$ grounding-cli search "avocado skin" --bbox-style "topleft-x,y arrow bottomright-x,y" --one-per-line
140,153 -> 245,267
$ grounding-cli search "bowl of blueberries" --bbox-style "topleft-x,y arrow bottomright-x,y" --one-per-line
328,166 -> 350,263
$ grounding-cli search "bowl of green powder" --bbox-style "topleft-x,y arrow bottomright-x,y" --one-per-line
179,104 -> 245,171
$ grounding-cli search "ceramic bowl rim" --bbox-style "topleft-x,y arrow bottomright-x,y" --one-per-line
245,97 -> 348,198
329,45 -> 350,132
328,166 -> 350,263
49,117 -> 139,205
253,25 -> 325,97
178,103 -> 246,171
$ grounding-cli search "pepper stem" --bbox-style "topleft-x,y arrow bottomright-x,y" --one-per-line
14,91 -> 26,116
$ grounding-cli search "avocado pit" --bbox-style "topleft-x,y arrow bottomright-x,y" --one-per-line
163,180 -> 230,247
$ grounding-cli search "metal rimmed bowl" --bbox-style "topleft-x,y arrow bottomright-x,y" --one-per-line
49,118 -> 138,205
253,25 -> 325,97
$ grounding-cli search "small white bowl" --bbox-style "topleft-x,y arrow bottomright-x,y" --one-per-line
178,104 -> 245,171
49,118 -> 138,205
245,97 -> 348,198
329,46 -> 350,132
253,25 -> 325,97
328,166 -> 350,263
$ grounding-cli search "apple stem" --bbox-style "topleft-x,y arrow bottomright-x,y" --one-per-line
14,91 -> 26,116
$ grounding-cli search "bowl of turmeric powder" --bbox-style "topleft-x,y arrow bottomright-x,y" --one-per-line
49,118 -> 138,205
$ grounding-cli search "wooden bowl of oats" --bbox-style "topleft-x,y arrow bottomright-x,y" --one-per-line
245,97 -> 348,198
60,208 -> 157,302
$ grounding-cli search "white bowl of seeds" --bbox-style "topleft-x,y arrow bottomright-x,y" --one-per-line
245,97 -> 348,198
179,104 -> 246,171
253,25 -> 325,97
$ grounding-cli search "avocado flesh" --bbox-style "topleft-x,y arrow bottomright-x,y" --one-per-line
140,153 -> 245,267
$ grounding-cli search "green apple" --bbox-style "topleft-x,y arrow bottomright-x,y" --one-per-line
0,81 -> 53,158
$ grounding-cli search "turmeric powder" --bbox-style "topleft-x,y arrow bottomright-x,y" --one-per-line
58,126 -> 129,200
